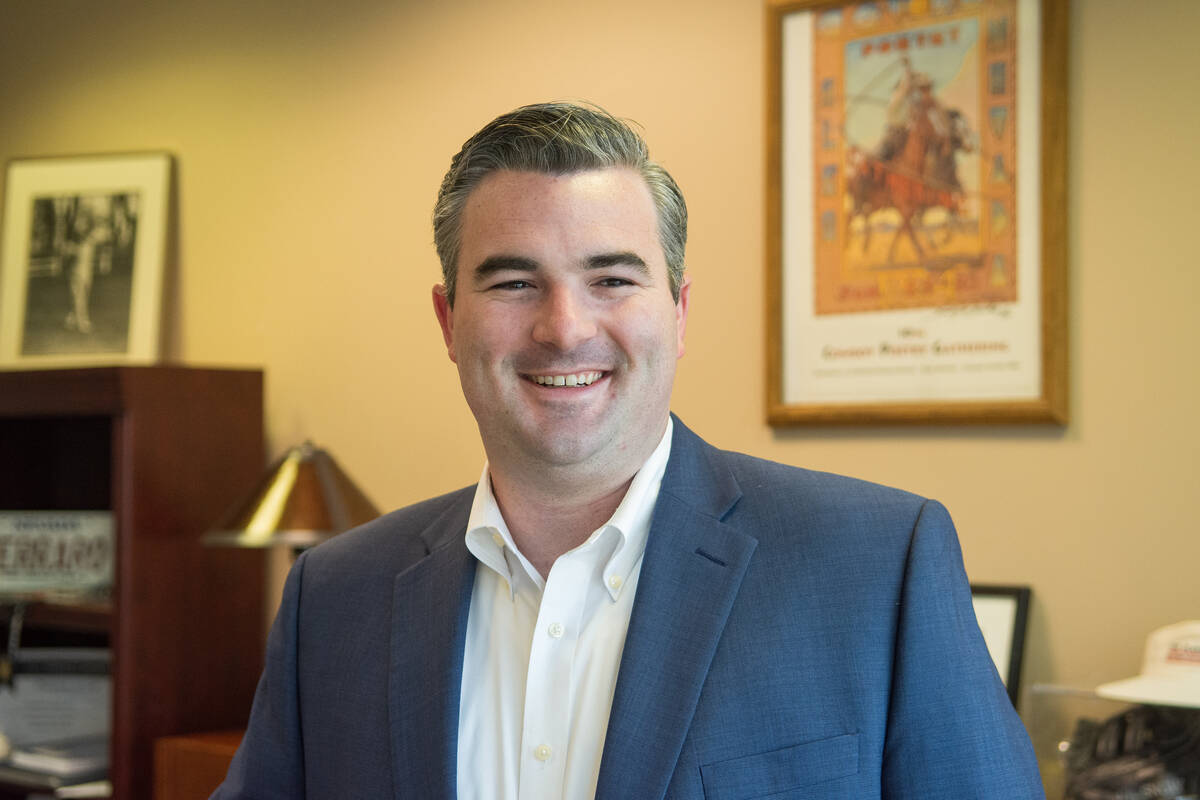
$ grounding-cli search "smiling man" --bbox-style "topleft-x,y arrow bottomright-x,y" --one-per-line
432,166 -> 687,578
215,103 -> 1044,799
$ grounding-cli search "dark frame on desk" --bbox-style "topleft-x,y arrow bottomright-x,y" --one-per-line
971,584 -> 1031,708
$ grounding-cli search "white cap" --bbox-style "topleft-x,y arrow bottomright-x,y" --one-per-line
1095,620 -> 1200,709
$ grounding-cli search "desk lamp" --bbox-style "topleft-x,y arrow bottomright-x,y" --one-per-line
203,441 -> 379,549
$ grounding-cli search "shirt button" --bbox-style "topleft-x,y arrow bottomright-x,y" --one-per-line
608,575 -> 623,591
491,532 -> 504,548
534,744 -> 552,761
547,622 -> 564,639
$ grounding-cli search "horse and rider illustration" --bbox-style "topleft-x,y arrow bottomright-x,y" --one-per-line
844,55 -> 979,267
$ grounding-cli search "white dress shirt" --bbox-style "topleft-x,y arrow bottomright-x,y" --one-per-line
456,418 -> 674,800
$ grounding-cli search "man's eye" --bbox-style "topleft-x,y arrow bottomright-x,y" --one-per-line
491,280 -> 532,290
596,277 -> 634,288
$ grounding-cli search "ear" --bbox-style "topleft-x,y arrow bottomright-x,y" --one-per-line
431,284 -> 457,362
674,277 -> 691,359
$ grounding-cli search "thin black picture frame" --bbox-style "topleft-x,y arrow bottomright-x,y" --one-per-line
970,583 -> 1031,708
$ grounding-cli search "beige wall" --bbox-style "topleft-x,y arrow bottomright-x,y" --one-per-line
2,0 -> 1197,702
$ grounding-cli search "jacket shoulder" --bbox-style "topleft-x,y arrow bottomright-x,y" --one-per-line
666,416 -> 933,526
302,484 -> 474,576
699,445 -> 953,565
719,447 -> 932,517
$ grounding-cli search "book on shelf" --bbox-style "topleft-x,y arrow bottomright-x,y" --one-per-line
0,763 -> 108,793
12,648 -> 110,677
28,780 -> 112,799
1,737 -> 109,795
0,652 -> 110,747
10,736 -> 108,779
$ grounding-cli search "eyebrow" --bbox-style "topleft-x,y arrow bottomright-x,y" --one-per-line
471,251 -> 651,282
585,252 -> 650,275
473,255 -> 538,281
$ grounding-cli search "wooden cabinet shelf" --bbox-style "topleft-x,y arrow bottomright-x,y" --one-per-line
23,601 -> 113,636
0,367 -> 266,800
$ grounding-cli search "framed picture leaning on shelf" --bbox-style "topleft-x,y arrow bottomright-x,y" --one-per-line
0,153 -> 171,369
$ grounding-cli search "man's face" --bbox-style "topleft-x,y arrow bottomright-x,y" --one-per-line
433,167 -> 689,480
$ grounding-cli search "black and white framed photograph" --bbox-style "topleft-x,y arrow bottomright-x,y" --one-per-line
0,153 -> 171,368
971,583 -> 1031,707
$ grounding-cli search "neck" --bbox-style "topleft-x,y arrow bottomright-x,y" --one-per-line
488,468 -> 634,579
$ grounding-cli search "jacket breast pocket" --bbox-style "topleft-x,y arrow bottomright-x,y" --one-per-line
699,732 -> 859,800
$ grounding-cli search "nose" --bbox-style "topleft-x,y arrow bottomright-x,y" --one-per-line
531,286 -> 597,351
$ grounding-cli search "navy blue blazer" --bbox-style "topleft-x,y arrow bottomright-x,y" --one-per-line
215,418 -> 1044,798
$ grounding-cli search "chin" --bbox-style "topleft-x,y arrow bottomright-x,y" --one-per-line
526,436 -> 600,467
512,421 -> 613,467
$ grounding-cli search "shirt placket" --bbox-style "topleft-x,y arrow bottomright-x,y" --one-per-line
517,550 -> 590,800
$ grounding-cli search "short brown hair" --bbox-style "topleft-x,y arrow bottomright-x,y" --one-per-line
432,102 -> 687,305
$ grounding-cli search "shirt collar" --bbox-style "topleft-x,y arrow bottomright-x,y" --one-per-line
464,417 -> 674,601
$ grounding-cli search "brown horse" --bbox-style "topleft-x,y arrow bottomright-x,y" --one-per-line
845,105 -> 973,263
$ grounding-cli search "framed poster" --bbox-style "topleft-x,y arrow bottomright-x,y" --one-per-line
766,0 -> 1067,424
970,583 -> 1031,708
0,153 -> 171,369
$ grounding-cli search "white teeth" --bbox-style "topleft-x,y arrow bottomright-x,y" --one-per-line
532,372 -> 602,386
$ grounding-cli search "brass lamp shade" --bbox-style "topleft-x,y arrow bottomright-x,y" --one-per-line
203,441 -> 380,548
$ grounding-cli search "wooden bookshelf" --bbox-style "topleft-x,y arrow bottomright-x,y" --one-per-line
23,601 -> 113,636
0,367 -> 266,800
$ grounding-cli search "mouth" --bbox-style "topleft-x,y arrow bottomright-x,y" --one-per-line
524,370 -> 606,387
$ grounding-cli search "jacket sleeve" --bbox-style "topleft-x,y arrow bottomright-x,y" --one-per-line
210,550 -> 310,799
881,500 -> 1045,799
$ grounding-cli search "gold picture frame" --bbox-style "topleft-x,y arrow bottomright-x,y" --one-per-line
766,0 -> 1067,424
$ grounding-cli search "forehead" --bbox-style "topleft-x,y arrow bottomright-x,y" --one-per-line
458,168 -> 663,267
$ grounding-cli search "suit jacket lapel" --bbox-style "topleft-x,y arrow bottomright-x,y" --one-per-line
388,495 -> 476,800
596,419 -> 758,800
